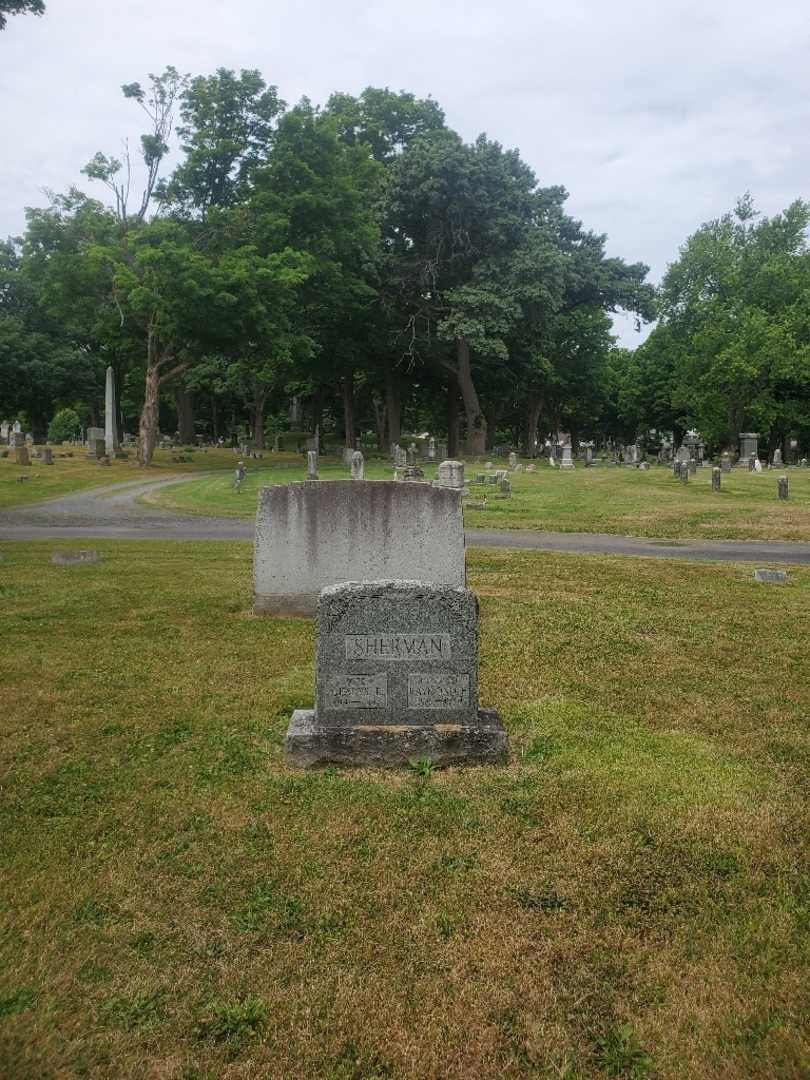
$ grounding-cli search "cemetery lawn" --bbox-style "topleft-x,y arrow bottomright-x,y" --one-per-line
0,449 -> 296,510
2,542 -> 809,1079
143,459 -> 810,542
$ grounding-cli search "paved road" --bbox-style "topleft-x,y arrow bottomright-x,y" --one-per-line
2,474 -> 810,564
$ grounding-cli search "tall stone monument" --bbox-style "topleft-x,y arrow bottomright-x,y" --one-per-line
307,450 -> 319,480
104,366 -> 119,457
350,450 -> 365,480
560,445 -> 575,469
738,433 -> 759,467
285,580 -> 509,767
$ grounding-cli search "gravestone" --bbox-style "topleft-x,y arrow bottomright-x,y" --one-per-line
549,455 -> 557,468
15,445 -> 30,466
342,447 -> 354,467
427,437 -> 436,460
739,432 -> 759,467
721,453 -> 732,473
254,481 -> 465,616
754,568 -> 787,584
560,446 -> 574,470
526,463 -> 536,473
433,459 -> 466,491
513,463 -> 523,473
351,450 -> 365,480
773,448 -> 783,467
753,458 -> 763,474
778,475 -> 788,500
86,426 -> 104,448
52,550 -> 100,565
284,581 -> 508,768
584,446 -> 594,467
508,452 -> 517,471
688,459 -> 697,475
638,461 -> 650,471
407,443 -> 417,466
499,478 -> 512,496
678,461 -> 688,484
104,365 -> 119,457
307,450 -> 319,480
801,459 -> 808,468
41,447 -> 53,465
92,438 -> 105,460
712,467 -> 721,492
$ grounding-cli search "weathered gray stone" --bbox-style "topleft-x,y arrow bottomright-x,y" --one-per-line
254,481 -> 465,616
688,459 -> 697,475
350,450 -> 365,480
284,580 -> 508,768
739,433 -> 759,467
433,459 -> 465,491
773,448 -> 783,467
679,461 -> 688,484
52,550 -> 101,565
41,447 -> 53,464
525,463 -> 536,473
753,457 -> 763,473
712,467 -> 721,492
427,437 -> 436,460
307,450 -> 318,480
104,365 -> 119,457
508,452 -> 517,470
86,426 -> 104,448
778,475 -> 788,500
560,446 -> 574,470
754,568 -> 787,584
342,446 -> 354,467
15,446 -> 30,466
721,453 -> 732,473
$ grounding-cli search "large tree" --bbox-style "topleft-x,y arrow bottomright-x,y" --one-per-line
0,0 -> 44,30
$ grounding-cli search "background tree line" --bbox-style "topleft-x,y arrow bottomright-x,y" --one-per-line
1,66 -> 807,463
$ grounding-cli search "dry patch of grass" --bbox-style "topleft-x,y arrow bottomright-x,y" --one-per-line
1,541 -> 808,1078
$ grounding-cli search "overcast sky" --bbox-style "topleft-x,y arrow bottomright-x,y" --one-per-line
2,0 -> 809,346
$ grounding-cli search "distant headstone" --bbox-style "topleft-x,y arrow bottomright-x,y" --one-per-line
484,461 -> 493,470
638,461 -> 650,471
433,459 -> 465,491
499,478 -> 512,495
678,461 -> 688,484
41,447 -> 53,465
342,447 -> 354,467
52,550 -> 100,565
549,455 -> 557,468
672,459 -> 680,478
254,481 -> 465,616
86,426 -> 104,448
351,450 -> 365,480
560,446 -> 575,470
526,463 -> 536,473
721,453 -> 732,473
407,442 -> 417,465
801,458 -> 808,468
508,452 -> 517,471
773,448 -> 783,467
754,568 -> 787,584
307,450 -> 319,480
778,475 -> 788,500
92,438 -> 106,460
15,445 -> 30,466
712,467 -> 721,492
427,437 -> 436,460
284,580 -> 508,768
513,462 -> 523,473
584,446 -> 594,467
753,458 -> 763,474
739,433 -> 759,467
688,459 -> 697,475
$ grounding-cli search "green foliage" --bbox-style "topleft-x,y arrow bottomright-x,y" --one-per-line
0,0 -> 44,30
47,407 -> 81,443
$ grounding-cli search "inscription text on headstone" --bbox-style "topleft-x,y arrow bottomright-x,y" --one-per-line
408,673 -> 470,709
345,633 -> 451,661
326,673 -> 388,709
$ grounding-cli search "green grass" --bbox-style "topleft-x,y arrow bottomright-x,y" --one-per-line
0,446 -> 300,509
1,540 -> 809,1077
142,457 -> 810,542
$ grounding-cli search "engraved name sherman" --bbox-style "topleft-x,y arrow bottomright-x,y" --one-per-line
345,634 -> 451,661
326,673 -> 388,710
408,673 -> 470,709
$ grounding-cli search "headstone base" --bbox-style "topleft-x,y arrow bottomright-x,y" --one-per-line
285,708 -> 508,768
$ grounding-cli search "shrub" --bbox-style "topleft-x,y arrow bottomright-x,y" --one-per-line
47,408 -> 81,444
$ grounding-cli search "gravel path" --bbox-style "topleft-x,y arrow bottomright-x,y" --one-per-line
3,475 -> 810,564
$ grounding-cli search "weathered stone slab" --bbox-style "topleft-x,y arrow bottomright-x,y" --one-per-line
253,481 -> 465,616
285,580 -> 508,767
753,568 -> 787,584
52,550 -> 101,565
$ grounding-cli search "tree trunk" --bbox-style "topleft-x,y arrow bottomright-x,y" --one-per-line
384,363 -> 401,450
310,386 -> 324,436
455,337 -> 486,456
523,395 -> 543,457
175,387 -> 195,444
484,406 -> 499,452
138,360 -> 161,466
447,370 -> 460,458
211,395 -> 219,441
372,393 -> 386,450
252,388 -> 267,449
341,375 -> 355,448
